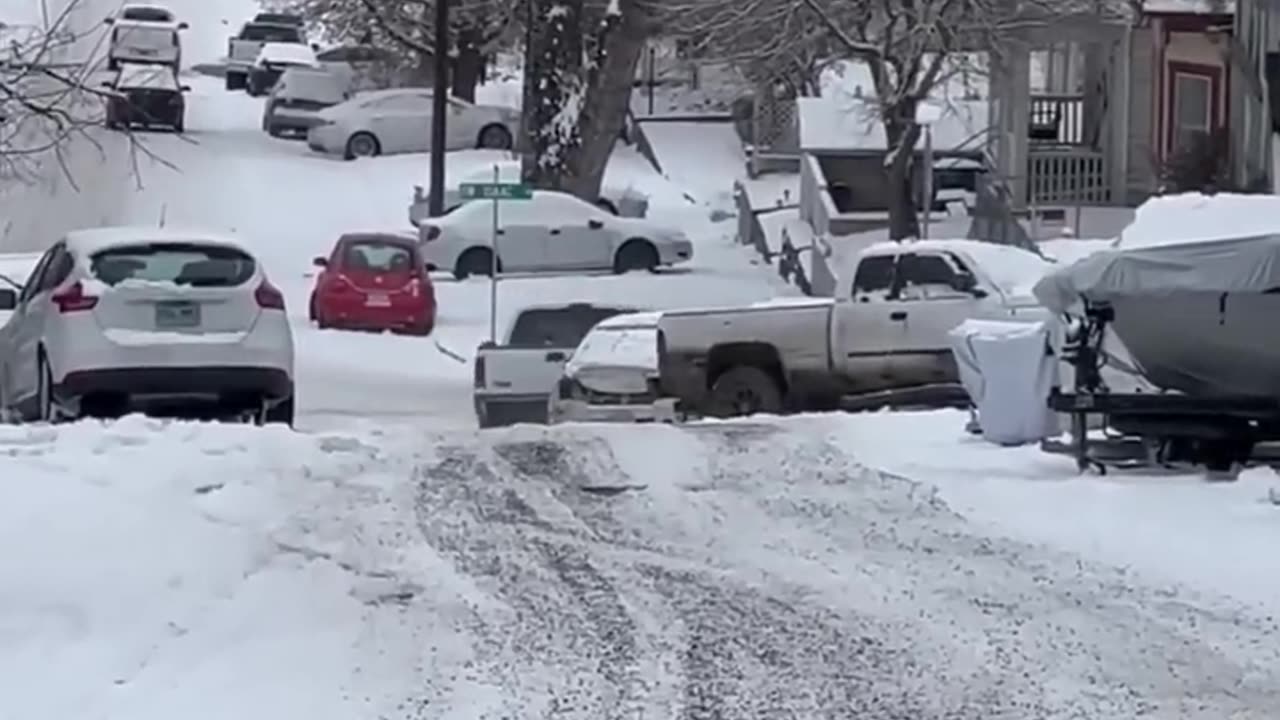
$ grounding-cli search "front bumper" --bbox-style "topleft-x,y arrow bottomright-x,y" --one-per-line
307,123 -> 342,153
660,239 -> 694,265
548,396 -> 678,424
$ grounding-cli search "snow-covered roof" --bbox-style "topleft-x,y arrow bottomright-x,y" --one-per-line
1142,0 -> 1234,13
797,96 -> 987,153
115,63 -> 180,90
63,227 -> 252,256
592,310 -> 662,329
257,42 -> 318,66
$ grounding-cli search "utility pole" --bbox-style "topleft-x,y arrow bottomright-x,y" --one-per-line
427,0 -> 450,217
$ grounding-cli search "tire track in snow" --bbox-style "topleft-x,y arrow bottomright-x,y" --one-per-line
415,445 -> 655,718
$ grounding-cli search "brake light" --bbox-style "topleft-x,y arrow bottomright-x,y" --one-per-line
52,281 -> 98,313
474,356 -> 485,388
407,277 -> 421,297
329,274 -> 356,292
255,279 -> 286,309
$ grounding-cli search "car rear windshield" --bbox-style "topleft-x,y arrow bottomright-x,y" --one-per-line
90,243 -> 256,287
344,241 -> 414,272
122,7 -> 172,21
508,306 -> 634,348
279,70 -> 345,101
239,24 -> 302,42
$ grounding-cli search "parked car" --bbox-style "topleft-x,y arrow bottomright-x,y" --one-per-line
107,3 -> 178,23
547,311 -> 678,424
225,20 -> 309,91
305,88 -> 520,160
408,159 -> 649,225
656,239 -> 1054,418
417,190 -> 693,279
246,41 -> 318,97
0,226 -> 295,425
261,66 -> 351,137
308,232 -> 436,335
474,303 -> 638,427
105,17 -> 186,70
102,62 -> 188,132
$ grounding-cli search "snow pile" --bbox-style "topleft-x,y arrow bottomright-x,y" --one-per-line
1117,192 -> 1280,249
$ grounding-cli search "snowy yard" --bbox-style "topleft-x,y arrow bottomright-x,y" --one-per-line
6,0 -> 1280,717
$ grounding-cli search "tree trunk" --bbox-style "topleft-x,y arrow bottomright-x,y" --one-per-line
562,1 -> 648,200
883,115 -> 922,241
522,0 -> 584,189
451,26 -> 482,102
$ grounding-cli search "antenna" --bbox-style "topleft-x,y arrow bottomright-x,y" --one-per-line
158,203 -> 167,228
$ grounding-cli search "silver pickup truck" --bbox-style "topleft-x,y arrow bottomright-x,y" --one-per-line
473,302 -> 638,427
225,20 -> 308,91
656,239 -> 1053,417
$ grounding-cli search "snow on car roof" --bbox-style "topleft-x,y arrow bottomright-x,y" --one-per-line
115,63 -> 180,90
862,238 -> 1053,298
112,16 -> 181,30
257,42 -> 318,65
64,226 -> 254,256
591,310 -> 662,329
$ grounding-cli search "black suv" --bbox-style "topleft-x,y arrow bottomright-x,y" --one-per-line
103,63 -> 189,132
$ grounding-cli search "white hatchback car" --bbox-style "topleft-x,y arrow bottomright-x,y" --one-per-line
547,311 -> 678,424
0,227 -> 295,425
306,88 -> 521,160
418,190 -> 694,279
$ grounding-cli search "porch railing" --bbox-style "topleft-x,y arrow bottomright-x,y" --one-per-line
1029,94 -> 1085,146
1028,147 -> 1108,204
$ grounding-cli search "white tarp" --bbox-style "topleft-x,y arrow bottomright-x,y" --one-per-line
949,319 -> 1059,445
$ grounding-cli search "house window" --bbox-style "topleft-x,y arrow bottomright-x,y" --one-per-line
1172,71 -> 1213,151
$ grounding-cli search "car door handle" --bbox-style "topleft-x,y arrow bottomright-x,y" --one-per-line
889,311 -> 908,321
495,229 -> 504,235
549,228 -> 560,235
545,351 -> 566,361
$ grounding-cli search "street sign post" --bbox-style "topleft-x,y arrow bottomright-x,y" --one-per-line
460,175 -> 532,342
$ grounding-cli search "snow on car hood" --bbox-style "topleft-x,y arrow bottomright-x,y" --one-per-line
566,323 -> 658,393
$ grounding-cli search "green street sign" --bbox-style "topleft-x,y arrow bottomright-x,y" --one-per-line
459,182 -> 533,200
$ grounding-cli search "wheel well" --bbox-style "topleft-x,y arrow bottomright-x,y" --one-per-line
617,237 -> 657,259
476,123 -> 511,144
705,342 -> 786,393
457,246 -> 497,271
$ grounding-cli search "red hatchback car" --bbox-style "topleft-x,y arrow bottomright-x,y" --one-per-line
309,232 -> 436,335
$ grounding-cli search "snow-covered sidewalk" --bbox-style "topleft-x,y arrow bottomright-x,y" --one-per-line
5,416 -> 1280,718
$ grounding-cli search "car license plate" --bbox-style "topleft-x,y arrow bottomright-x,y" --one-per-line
154,301 -> 200,328
365,293 -> 390,307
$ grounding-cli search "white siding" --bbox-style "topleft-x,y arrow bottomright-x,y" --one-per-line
1127,26 -> 1159,199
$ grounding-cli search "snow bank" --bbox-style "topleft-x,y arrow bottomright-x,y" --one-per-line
1117,192 -> 1280,249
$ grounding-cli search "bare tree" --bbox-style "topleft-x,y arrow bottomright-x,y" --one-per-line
1,0 -> 162,191
524,0 -> 658,200
275,0 -> 518,100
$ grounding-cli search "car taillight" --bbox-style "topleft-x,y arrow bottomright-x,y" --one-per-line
171,32 -> 178,46
113,28 -> 120,43
407,276 -> 421,297
330,274 -> 356,292
255,279 -> 285,309
52,281 -> 98,313
474,356 -> 485,388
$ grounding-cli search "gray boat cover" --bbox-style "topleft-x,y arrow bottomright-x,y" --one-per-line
1032,233 -> 1280,397
1032,233 -> 1280,313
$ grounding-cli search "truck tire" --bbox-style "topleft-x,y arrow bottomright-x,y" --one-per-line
707,365 -> 783,418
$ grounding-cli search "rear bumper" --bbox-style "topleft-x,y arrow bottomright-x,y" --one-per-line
268,110 -> 326,131
59,366 -> 293,401
475,393 -> 549,427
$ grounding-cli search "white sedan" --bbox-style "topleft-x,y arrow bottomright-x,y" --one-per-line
0,226 -> 296,425
417,190 -> 694,279
306,88 -> 520,160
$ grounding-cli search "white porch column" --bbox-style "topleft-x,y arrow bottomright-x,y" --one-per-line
1006,45 -> 1032,209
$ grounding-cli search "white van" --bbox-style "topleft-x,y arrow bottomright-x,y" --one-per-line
107,19 -> 185,70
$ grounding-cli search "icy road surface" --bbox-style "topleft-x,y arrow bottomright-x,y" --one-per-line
8,417 -> 1278,719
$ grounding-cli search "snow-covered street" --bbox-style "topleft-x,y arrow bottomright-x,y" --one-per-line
8,0 -> 1280,716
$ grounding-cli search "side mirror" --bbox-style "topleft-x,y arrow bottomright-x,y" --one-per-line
311,43 -> 320,51
103,17 -> 114,25
312,256 -> 328,267
177,21 -> 189,30
0,288 -> 16,310
950,272 -> 977,293
587,219 -> 604,230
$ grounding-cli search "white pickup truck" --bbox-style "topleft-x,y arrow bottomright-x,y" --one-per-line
224,19 -> 308,91
656,239 -> 1055,417
473,302 -> 638,427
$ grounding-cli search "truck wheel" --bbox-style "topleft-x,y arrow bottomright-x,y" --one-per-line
707,365 -> 783,418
